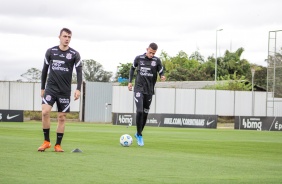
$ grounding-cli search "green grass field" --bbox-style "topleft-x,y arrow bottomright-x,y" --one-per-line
0,122 -> 282,184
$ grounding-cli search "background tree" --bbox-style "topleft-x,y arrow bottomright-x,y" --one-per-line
72,73 -> 77,83
116,63 -> 132,79
82,59 -> 113,82
20,68 -> 42,82
218,47 -> 251,78
115,62 -> 132,85
160,47 -> 267,91
189,50 -> 205,62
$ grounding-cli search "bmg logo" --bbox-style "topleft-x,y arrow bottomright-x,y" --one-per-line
242,118 -> 262,131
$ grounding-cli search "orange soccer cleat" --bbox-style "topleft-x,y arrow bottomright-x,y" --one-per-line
54,144 -> 64,152
38,141 -> 51,152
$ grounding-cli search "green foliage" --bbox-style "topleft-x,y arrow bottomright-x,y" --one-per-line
167,67 -> 189,81
204,73 -> 252,91
82,59 -> 113,82
20,68 -> 42,82
24,111 -> 79,120
72,72 -> 77,83
119,81 -> 129,86
160,47 -> 267,91
116,62 -> 132,80
189,50 -> 205,62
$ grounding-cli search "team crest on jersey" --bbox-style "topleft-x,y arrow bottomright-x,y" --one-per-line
66,53 -> 72,59
46,95 -> 51,101
136,92 -> 141,97
151,61 -> 156,66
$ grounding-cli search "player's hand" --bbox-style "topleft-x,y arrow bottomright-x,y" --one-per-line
128,83 -> 133,91
74,90 -> 81,101
41,90 -> 45,98
161,75 -> 166,81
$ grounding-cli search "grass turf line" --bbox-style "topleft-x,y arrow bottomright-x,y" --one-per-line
0,122 -> 282,184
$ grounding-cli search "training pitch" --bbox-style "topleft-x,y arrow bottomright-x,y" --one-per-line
0,122 -> 282,184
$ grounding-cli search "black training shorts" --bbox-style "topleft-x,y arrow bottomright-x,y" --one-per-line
42,91 -> 71,113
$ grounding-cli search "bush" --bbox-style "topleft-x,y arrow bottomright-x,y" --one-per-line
24,111 -> 79,120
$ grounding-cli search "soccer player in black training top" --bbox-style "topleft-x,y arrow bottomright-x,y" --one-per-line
128,43 -> 166,146
38,28 -> 82,152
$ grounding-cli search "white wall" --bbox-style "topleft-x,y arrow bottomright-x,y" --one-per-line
112,86 -> 276,116
0,82 -> 80,112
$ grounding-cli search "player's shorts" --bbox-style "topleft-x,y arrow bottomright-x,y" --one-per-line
42,91 -> 71,113
134,92 -> 152,113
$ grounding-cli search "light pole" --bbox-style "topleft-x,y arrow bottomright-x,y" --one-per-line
251,68 -> 256,116
215,29 -> 223,82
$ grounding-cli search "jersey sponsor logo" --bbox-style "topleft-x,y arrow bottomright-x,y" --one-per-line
59,54 -> 65,57
52,48 -> 58,51
140,56 -> 145,59
66,53 -> 72,59
140,67 -> 151,71
7,114 -> 20,120
151,61 -> 156,66
53,60 -> 65,64
53,53 -> 58,56
52,60 -> 69,72
46,95 -> 52,101
140,61 -> 145,65
59,98 -> 70,104
136,92 -> 141,98
152,57 -> 157,61
140,67 -> 153,77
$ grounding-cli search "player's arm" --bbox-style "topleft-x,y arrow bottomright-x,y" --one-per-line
41,49 -> 51,97
157,59 -> 166,81
74,53 -> 82,100
128,57 -> 138,91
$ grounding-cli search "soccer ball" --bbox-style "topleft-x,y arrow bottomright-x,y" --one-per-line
120,134 -> 133,147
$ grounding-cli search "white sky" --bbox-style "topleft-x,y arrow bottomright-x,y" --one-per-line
0,0 -> 281,81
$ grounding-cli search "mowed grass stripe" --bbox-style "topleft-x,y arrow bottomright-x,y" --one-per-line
0,122 -> 281,184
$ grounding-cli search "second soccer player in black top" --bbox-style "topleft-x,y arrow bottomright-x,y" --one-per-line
128,42 -> 166,146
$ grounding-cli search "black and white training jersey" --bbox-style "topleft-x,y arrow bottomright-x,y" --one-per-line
129,53 -> 164,95
41,46 -> 82,95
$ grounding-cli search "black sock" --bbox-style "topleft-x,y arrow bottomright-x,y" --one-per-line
136,112 -> 143,136
43,129 -> 50,142
55,133 -> 64,145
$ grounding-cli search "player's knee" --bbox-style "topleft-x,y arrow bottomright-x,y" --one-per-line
42,110 -> 50,118
58,114 -> 66,123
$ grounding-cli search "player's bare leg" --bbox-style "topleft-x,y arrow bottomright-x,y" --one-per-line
38,104 -> 52,152
54,112 -> 66,152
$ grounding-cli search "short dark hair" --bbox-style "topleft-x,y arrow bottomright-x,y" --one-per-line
149,43 -> 158,50
60,28 -> 72,35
